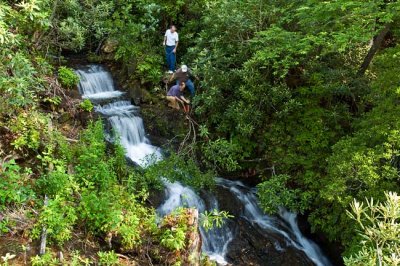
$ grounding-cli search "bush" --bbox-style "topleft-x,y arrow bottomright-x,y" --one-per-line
97,251 -> 119,266
79,99 -> 93,112
31,196 -> 77,245
58,66 -> 79,88
344,192 -> 400,266
159,208 -> 188,251
0,160 -> 35,209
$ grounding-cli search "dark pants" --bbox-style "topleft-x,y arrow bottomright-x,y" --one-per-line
166,46 -> 176,71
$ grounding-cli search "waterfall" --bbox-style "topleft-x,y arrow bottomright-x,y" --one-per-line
76,65 -> 124,100
76,64 -> 331,266
216,178 -> 332,266
75,65 -> 161,167
157,182 -> 234,265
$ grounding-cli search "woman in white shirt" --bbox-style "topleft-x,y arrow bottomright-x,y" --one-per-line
163,25 -> 179,73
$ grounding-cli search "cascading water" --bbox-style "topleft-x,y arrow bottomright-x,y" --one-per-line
76,65 -> 232,263
216,178 -> 332,266
157,182 -> 234,265
76,64 -> 332,266
76,65 -> 124,100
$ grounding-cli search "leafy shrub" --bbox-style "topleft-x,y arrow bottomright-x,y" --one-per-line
78,190 -> 122,233
144,152 -> 214,190
9,111 -> 48,151
159,208 -> 189,251
79,99 -> 93,112
35,170 -> 75,198
257,174 -> 311,214
202,138 -> 243,172
58,66 -> 79,88
30,252 -> 59,266
200,210 -> 233,232
97,251 -> 119,266
31,196 -> 77,245
0,160 -> 35,209
344,192 -> 400,266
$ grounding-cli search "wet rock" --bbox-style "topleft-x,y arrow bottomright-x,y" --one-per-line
147,188 -> 166,207
225,218 -> 313,266
127,81 -> 142,105
213,187 -> 314,266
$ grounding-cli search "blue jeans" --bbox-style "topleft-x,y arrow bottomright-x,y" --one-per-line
166,46 -> 176,71
177,79 -> 195,96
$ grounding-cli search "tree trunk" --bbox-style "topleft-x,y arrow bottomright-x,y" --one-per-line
39,195 -> 49,255
358,23 -> 391,76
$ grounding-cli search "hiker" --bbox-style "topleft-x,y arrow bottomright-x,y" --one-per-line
163,25 -> 179,74
169,65 -> 197,97
166,81 -> 190,113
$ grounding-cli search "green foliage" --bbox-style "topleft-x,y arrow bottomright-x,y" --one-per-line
79,99 -> 94,112
143,152 -> 215,190
31,196 -> 77,245
0,160 -> 34,209
159,208 -> 188,251
202,138 -> 243,172
181,0 -> 400,256
30,252 -> 59,266
160,226 -> 186,251
97,251 -> 119,266
58,66 -> 79,89
2,0 -> 400,263
257,175 -> 310,215
344,192 -> 400,266
200,210 -> 233,232
9,111 -> 48,151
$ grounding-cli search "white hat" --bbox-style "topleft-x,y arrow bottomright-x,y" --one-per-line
181,65 -> 188,72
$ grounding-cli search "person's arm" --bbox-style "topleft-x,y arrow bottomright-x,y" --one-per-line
173,33 -> 179,53
179,95 -> 190,104
173,41 -> 178,53
169,73 -> 175,82
163,35 -> 167,46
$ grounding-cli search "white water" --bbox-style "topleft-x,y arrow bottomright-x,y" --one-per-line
157,182 -> 234,265
216,178 -> 332,266
76,64 -> 331,266
76,65 -> 125,100
76,65 -> 232,264
76,65 -> 161,167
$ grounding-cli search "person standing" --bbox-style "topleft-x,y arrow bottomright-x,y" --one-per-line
163,25 -> 179,74
169,64 -> 197,96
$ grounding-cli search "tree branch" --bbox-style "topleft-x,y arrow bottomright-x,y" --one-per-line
358,23 -> 391,76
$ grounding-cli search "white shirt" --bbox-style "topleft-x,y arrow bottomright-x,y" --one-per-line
165,29 -> 179,46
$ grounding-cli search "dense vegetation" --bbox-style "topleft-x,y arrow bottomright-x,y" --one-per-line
1,0 -> 400,265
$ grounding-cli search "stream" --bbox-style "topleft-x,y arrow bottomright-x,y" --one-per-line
76,64 -> 332,266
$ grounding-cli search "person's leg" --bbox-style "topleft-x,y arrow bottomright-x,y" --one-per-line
166,96 -> 173,108
186,79 -> 195,96
165,47 -> 171,70
166,96 -> 176,109
166,46 -> 174,71
170,47 -> 176,71
174,98 -> 180,109
167,96 -> 180,110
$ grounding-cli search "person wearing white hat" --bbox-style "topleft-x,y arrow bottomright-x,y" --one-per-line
169,64 -> 197,96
